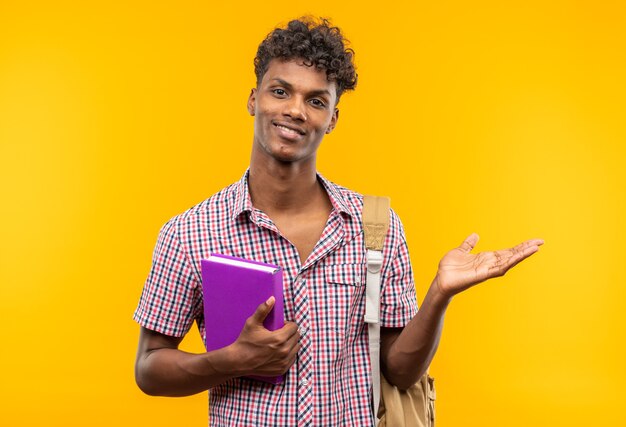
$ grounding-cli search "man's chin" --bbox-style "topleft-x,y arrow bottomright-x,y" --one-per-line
266,146 -> 305,163
254,140 -> 316,165
273,153 -> 304,164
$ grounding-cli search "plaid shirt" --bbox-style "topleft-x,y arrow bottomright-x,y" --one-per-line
134,170 -> 418,426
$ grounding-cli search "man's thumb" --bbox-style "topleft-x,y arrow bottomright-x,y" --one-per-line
251,296 -> 275,324
459,233 -> 480,253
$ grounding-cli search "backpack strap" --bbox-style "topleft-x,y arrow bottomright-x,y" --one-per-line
363,195 -> 391,252
362,195 -> 390,424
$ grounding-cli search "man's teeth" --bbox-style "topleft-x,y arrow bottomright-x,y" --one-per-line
276,124 -> 300,134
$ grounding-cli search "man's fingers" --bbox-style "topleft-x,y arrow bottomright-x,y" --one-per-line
288,342 -> 301,361
490,243 -> 541,274
507,250 -> 536,271
280,321 -> 300,339
511,243 -> 541,266
494,239 -> 545,266
459,233 -> 480,253
512,239 -> 544,253
284,328 -> 301,349
250,296 -> 275,324
510,241 -> 542,263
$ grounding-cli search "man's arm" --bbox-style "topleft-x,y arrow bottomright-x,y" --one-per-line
135,297 -> 301,396
380,278 -> 449,390
381,234 -> 543,390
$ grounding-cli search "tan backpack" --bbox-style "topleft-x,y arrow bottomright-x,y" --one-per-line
362,195 -> 436,427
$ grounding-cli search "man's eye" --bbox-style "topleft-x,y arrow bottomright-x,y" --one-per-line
273,89 -> 286,96
310,99 -> 326,108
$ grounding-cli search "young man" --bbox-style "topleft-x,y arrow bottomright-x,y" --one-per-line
134,18 -> 543,426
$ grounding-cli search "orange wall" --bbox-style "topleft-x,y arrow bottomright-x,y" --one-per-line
1,1 -> 624,425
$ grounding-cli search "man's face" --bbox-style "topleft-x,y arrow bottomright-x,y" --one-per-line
247,59 -> 339,164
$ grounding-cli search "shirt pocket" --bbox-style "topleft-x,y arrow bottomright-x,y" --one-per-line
323,263 -> 366,343
325,263 -> 365,287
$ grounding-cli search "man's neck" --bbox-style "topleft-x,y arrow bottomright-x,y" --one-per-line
248,161 -> 328,216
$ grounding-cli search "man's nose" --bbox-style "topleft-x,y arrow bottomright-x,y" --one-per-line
283,96 -> 307,122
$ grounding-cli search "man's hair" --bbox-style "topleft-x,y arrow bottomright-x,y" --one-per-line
254,17 -> 358,100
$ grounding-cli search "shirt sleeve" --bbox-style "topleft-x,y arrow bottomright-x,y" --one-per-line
133,216 -> 201,337
379,210 -> 418,328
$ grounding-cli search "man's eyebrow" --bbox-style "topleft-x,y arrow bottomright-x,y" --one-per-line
270,78 -> 332,98
271,78 -> 293,88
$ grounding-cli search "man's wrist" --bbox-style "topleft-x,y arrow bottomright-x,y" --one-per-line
430,275 -> 454,307
206,344 -> 246,378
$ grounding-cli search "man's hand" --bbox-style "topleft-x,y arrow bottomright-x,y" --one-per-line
229,296 -> 301,377
435,233 -> 544,298
134,297 -> 299,396
381,233 -> 544,389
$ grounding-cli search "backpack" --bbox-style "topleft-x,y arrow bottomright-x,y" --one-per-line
363,195 -> 436,427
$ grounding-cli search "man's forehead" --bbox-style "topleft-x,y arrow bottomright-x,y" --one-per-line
261,59 -> 337,94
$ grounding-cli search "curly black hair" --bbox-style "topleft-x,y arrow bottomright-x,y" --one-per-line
254,17 -> 358,100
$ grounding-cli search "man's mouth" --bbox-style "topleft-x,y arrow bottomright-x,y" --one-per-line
273,121 -> 305,138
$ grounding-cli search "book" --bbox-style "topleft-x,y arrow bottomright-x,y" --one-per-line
200,253 -> 285,384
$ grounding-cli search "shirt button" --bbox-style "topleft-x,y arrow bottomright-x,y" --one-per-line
300,379 -> 309,386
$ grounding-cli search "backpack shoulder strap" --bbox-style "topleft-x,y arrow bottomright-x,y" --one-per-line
363,195 -> 391,251
362,195 -> 390,424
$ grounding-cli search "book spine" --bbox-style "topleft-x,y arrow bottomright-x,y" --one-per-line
264,269 -> 284,332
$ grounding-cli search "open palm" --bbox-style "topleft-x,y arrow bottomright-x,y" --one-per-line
436,233 -> 544,297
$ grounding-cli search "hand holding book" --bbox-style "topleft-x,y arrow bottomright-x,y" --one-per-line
201,253 -> 297,384
228,296 -> 301,378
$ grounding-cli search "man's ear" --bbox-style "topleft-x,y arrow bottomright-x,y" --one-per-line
326,108 -> 339,134
247,88 -> 257,116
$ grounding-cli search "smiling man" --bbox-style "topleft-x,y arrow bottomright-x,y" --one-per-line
133,17 -> 543,426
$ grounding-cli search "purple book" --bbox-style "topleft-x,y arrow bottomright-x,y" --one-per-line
201,253 -> 284,384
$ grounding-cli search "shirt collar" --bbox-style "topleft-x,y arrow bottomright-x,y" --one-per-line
317,172 -> 357,218
231,169 -> 357,220
232,169 -> 254,219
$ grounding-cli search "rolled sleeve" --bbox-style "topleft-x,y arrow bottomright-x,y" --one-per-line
379,211 -> 418,328
133,217 -> 200,337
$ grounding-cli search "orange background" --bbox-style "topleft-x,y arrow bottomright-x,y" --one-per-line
1,1 -> 625,425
